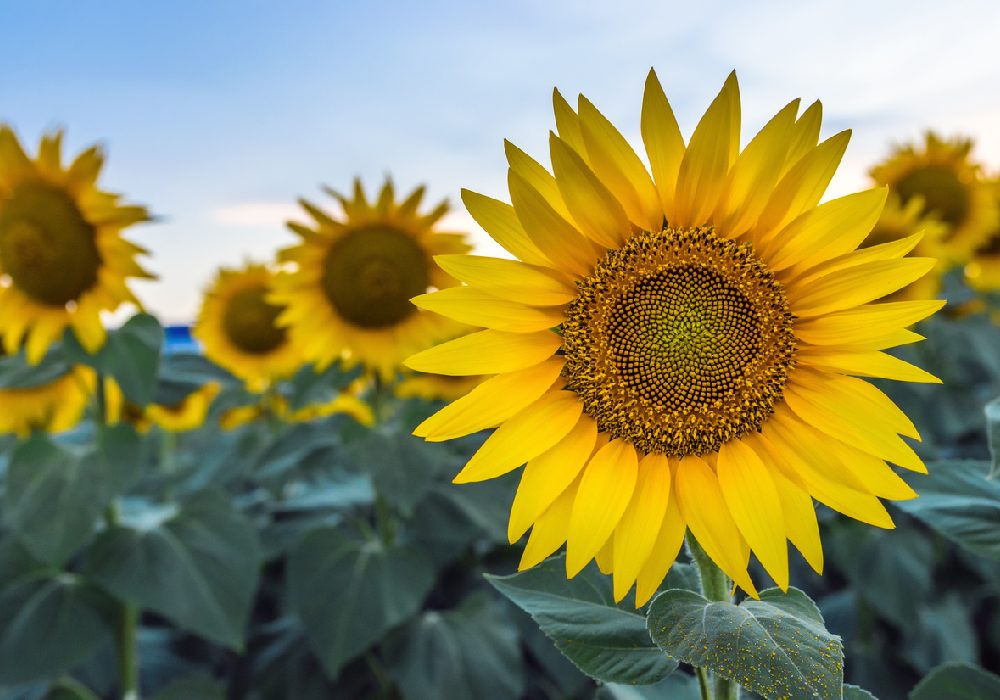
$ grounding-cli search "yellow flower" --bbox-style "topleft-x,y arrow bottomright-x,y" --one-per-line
194,263 -> 302,392
863,193 -> 948,300
272,177 -> 471,380
0,355 -> 94,436
407,71 -> 942,606
871,132 -> 998,266
0,127 -> 153,364
965,178 -> 1000,293
218,388 -> 374,430
104,378 -> 220,433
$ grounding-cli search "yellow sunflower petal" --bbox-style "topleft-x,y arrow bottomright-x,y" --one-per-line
461,189 -> 550,268
765,458 -> 823,574
641,68 -> 685,219
798,348 -> 941,384
782,100 -> 823,172
411,287 -> 564,333
674,455 -> 758,597
505,140 -> 574,222
520,477 -> 579,571
634,472 -> 686,607
552,89 -> 588,159
405,329 -> 561,376
566,438 -> 639,578
414,358 -> 565,441
791,257 -> 937,317
612,454 -> 672,602
794,300 -> 945,348
717,440 -> 789,590
454,390 -> 584,484
508,414 -> 598,543
433,254 -> 575,306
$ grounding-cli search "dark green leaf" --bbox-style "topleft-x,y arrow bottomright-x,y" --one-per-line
287,525 -> 435,678
486,554 -> 677,685
84,490 -> 260,649
647,587 -> 843,700
44,678 -> 102,700
149,674 -> 226,700
897,460 -> 1000,560
283,362 -> 363,411
902,594 -> 977,675
350,429 -> 451,517
65,313 -> 163,405
843,685 -> 879,700
909,663 -> 1000,700
3,436 -> 106,566
596,673 -> 701,700
0,344 -> 73,389
254,423 -> 340,480
0,573 -> 110,684
383,594 -> 524,700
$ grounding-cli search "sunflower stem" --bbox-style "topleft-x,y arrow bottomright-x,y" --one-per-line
686,532 -> 740,700
104,502 -> 141,700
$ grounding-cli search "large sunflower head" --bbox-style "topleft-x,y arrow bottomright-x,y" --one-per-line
271,177 -> 472,379
0,127 -> 153,364
407,71 -> 943,606
862,193 -> 949,300
0,339 -> 94,436
194,263 -> 302,392
870,132 -> 998,265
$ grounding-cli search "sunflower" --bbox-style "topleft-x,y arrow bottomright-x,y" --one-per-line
194,263 -> 302,392
862,193 -> 948,300
396,372 -> 484,402
104,378 -> 220,433
406,71 -> 942,606
218,389 -> 374,430
0,127 -> 153,364
965,178 -> 1000,293
871,132 -> 998,266
271,177 -> 471,380
0,341 -> 94,436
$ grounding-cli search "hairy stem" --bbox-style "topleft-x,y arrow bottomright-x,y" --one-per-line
686,532 -> 740,700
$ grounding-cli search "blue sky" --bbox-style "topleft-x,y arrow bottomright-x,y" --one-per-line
2,0 -> 998,322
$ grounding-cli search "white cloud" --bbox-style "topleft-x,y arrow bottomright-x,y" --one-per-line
210,202 -> 303,227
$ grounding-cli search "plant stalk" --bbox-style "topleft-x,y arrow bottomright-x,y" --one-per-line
686,532 -> 740,700
117,603 -> 140,700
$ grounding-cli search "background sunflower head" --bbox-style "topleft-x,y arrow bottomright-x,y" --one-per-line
0,126 -> 154,364
104,377 -> 220,433
964,177 -> 1000,293
194,263 -> 301,392
271,176 -> 472,380
870,132 -> 999,267
0,343 -> 94,437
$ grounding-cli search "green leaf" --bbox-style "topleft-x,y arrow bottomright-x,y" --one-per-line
896,460 -> 1000,560
3,436 -> 106,566
0,570 -> 110,684
45,678 -> 102,700
349,429 -> 453,517
287,525 -> 436,679
65,313 -> 163,405
149,674 -> 226,700
486,554 -> 677,685
596,673 -> 701,700
844,685 -> 879,700
84,490 -> 260,649
986,397 -> 1000,478
646,587 -> 843,700
283,362 -> 363,411
0,344 -> 73,389
383,594 -> 524,700
254,423 -> 340,480
909,663 -> 1000,700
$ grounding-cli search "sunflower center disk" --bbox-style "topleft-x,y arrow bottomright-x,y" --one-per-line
894,164 -> 970,228
562,227 -> 796,457
0,182 -> 102,306
223,286 -> 288,354
321,226 -> 429,329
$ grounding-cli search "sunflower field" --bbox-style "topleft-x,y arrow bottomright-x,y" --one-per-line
3,45 -> 1000,700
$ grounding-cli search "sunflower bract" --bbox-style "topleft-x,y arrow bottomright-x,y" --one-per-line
407,70 -> 944,606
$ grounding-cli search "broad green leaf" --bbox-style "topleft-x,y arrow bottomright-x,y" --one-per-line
0,570 -> 110,684
64,313 -> 163,406
596,673 -> 701,700
486,554 -> 677,685
987,397 -> 1000,478
287,525 -> 436,678
283,362 -> 363,411
383,594 -> 524,700
0,343 -> 73,389
897,461 -> 1000,560
901,593 -> 976,674
647,587 -> 843,700
84,490 -> 260,649
3,436 -> 106,566
844,685 -> 879,700
149,674 -> 226,700
45,678 -> 102,700
254,423 -> 340,480
910,663 -> 1000,700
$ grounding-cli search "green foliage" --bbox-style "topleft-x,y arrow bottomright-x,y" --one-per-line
909,663 -> 1000,700
64,313 -> 164,405
647,587 -> 843,700
287,525 -> 436,677
487,555 -> 678,685
986,397 -> 1000,477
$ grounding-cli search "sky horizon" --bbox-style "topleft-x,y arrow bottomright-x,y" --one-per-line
3,0 -> 999,323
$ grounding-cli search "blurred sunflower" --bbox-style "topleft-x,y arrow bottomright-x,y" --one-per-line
965,178 -> 1000,293
104,378 -> 220,433
194,264 -> 301,392
396,372 -> 484,402
862,194 -> 948,300
408,70 -> 942,606
0,127 -> 153,363
0,340 -> 94,436
219,389 -> 374,430
871,132 -> 998,265
272,177 -> 471,380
